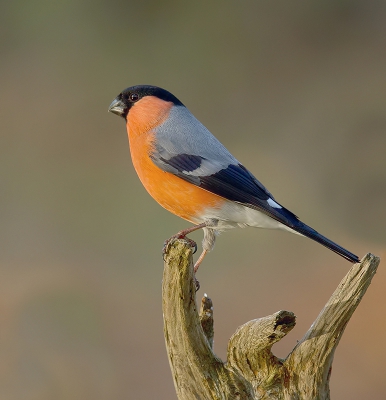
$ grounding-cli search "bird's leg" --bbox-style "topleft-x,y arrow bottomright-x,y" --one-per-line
192,249 -> 209,291
194,249 -> 208,273
175,222 -> 207,238
173,222 -> 208,253
192,225 -> 217,290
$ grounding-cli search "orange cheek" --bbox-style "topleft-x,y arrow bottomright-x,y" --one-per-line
127,96 -> 173,136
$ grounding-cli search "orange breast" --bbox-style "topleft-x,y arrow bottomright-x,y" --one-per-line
126,97 -> 225,223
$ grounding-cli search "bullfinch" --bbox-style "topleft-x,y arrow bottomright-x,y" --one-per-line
108,85 -> 359,272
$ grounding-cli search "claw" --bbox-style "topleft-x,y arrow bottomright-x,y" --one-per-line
191,241 -> 197,254
194,277 -> 200,292
184,237 -> 197,254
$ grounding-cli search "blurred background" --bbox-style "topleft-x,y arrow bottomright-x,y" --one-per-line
1,1 -> 385,398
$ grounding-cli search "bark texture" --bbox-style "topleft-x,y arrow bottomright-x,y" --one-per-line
162,239 -> 379,400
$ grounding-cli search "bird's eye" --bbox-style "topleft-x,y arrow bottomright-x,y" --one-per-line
129,93 -> 139,102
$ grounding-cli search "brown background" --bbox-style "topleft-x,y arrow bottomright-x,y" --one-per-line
1,1 -> 385,399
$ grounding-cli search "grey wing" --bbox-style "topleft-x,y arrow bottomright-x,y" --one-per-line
152,105 -> 237,175
151,105 -> 274,201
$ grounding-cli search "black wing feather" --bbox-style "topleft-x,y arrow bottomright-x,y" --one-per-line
199,164 -> 299,225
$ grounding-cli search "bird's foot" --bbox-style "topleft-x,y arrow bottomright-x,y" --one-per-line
162,223 -> 207,258
162,234 -> 197,260
162,235 -> 200,291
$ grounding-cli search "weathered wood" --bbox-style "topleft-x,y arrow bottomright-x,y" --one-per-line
162,239 -> 379,400
200,294 -> 214,349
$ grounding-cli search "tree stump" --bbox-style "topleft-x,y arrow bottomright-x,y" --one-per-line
162,239 -> 379,400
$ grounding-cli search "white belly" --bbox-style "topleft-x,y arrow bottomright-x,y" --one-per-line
199,199 -> 301,235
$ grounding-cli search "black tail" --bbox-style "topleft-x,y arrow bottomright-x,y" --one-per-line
293,222 -> 360,263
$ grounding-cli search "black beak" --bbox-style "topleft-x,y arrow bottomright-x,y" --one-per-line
108,96 -> 127,118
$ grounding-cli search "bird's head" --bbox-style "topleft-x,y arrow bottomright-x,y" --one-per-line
108,85 -> 183,119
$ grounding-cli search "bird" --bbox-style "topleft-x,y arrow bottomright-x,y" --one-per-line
108,85 -> 360,273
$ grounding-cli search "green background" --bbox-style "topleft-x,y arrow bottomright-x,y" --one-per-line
1,1 -> 385,398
